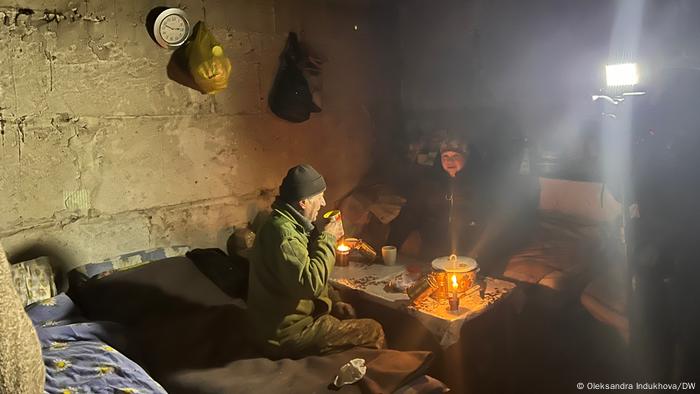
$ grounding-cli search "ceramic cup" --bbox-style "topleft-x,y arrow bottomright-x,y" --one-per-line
381,245 -> 397,266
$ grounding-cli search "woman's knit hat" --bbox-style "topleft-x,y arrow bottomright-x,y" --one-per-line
439,138 -> 469,155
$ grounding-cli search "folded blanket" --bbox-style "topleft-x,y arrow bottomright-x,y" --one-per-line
0,245 -> 44,394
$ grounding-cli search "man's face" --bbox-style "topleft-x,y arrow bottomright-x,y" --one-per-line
299,192 -> 326,221
441,151 -> 465,177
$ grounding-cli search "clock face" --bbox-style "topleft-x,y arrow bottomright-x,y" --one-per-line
153,8 -> 190,48
159,14 -> 187,44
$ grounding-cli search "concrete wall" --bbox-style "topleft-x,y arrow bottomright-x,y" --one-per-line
0,0 -> 399,272
397,0 -> 615,135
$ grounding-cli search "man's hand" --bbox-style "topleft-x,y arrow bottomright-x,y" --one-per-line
332,301 -> 357,320
323,219 -> 344,240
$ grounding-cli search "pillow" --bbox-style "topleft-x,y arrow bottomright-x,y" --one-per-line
24,293 -> 83,327
538,177 -> 621,222
69,256 -> 237,325
10,256 -> 57,306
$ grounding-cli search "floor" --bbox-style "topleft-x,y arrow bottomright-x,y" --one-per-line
508,290 -> 631,394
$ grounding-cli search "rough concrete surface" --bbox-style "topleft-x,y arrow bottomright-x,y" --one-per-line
0,0 -> 398,272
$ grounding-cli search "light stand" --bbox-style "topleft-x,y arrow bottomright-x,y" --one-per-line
593,62 -> 646,380
592,62 -> 644,271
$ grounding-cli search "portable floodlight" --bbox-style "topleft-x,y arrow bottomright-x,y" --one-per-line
606,63 -> 639,87
593,62 -> 644,105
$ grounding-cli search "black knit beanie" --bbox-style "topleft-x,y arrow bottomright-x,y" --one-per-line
279,164 -> 327,202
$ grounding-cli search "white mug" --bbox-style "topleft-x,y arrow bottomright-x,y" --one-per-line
381,245 -> 397,266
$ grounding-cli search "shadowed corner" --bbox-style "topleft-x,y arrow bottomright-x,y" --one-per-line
145,7 -> 168,46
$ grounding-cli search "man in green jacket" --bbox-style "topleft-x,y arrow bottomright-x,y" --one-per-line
248,164 -> 386,358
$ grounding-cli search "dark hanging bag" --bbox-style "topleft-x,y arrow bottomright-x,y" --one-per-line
268,32 -> 321,122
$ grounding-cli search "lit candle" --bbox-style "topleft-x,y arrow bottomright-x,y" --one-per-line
448,274 -> 460,311
336,243 -> 350,266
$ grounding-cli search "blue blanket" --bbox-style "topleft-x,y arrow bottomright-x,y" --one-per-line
26,294 -> 166,394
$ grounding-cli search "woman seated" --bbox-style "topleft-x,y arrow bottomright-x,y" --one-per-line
387,137 -> 538,274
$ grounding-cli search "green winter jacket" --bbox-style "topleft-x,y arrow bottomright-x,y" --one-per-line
247,199 -> 337,349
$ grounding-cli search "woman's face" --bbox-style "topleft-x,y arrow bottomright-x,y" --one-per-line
441,151 -> 465,177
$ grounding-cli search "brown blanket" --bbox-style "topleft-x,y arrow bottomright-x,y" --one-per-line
70,256 -> 436,394
130,305 -> 434,394
163,348 -> 434,394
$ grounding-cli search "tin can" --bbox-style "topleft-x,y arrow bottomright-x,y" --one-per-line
431,271 -> 448,300
355,239 -> 377,261
323,210 -> 342,223
406,273 -> 438,305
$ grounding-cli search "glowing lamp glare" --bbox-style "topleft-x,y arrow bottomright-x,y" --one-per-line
605,63 -> 639,87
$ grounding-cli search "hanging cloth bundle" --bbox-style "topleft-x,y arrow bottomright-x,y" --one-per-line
268,32 -> 321,122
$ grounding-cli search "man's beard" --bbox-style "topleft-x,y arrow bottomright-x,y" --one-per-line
304,208 -> 318,222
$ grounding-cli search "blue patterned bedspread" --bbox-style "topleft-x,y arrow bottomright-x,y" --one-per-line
26,294 -> 167,394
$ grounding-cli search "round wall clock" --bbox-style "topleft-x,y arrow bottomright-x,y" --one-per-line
153,8 -> 191,49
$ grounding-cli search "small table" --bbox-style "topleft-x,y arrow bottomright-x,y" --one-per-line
330,261 -> 517,348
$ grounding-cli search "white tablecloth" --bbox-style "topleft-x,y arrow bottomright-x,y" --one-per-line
330,262 -> 516,348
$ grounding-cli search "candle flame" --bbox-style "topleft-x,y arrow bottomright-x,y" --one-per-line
337,244 -> 351,252
451,274 -> 458,289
